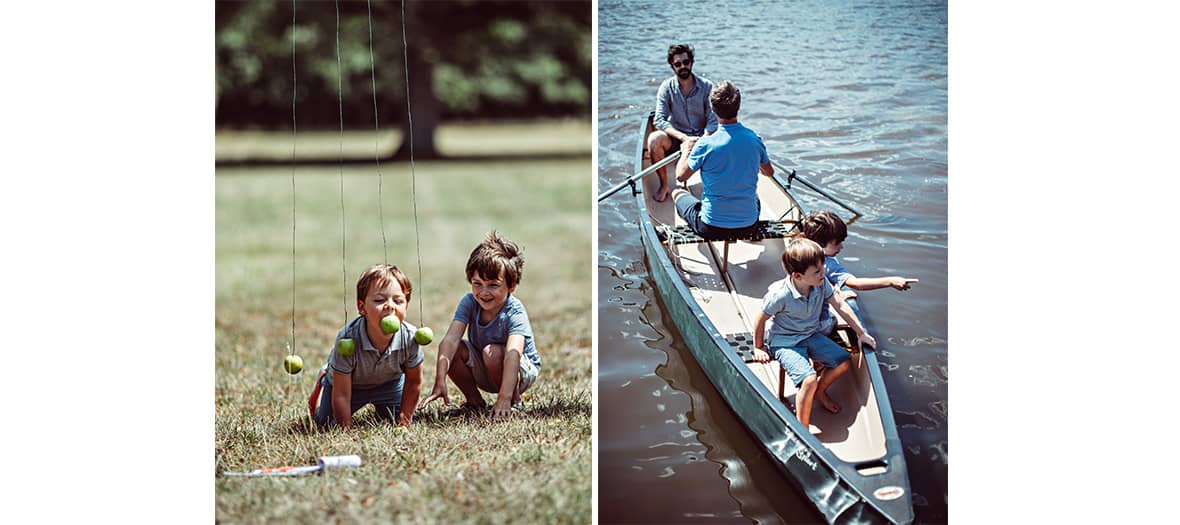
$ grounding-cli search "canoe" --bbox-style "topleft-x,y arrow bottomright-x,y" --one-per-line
630,112 -> 914,524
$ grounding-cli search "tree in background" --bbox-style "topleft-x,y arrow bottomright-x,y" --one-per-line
215,0 -> 591,159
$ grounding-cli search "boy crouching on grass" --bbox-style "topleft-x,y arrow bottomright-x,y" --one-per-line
418,231 -> 541,421
751,238 -> 876,433
308,264 -> 423,429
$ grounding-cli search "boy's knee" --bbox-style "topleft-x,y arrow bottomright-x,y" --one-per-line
312,411 -> 333,430
799,374 -> 818,391
482,344 -> 504,360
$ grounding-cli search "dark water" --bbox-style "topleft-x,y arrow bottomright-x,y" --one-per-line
597,1 -> 947,523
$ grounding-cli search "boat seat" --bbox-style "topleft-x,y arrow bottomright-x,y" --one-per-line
657,220 -> 801,273
725,332 -> 794,402
726,327 -> 861,405
725,332 -> 760,362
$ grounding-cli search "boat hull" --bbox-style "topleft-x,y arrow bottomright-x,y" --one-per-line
631,112 -> 913,524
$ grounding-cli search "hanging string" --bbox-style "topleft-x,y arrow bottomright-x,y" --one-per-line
335,0 -> 348,324
365,0 -> 388,264
289,0 -> 298,357
402,0 -> 424,322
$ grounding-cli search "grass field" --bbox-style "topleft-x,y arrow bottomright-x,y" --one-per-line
215,129 -> 592,523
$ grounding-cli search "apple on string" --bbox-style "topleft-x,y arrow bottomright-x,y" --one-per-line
414,326 -> 434,345
337,338 -> 356,357
284,354 -> 303,375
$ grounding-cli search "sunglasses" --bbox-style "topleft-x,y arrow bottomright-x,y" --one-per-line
672,60 -> 692,68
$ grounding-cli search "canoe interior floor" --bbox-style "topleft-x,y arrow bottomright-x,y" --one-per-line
642,130 -> 888,467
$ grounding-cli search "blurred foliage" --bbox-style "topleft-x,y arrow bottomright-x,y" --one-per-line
215,0 -> 591,129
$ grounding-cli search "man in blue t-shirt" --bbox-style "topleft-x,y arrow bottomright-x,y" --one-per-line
670,80 -> 775,238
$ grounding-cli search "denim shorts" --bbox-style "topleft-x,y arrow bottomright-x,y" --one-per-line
673,193 -> 759,239
312,372 -> 405,428
772,332 -> 851,386
464,338 -> 539,394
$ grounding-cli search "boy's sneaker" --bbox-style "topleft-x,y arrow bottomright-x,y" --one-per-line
443,402 -> 488,418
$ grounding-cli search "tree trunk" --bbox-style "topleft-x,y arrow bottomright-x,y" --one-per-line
393,44 -> 440,160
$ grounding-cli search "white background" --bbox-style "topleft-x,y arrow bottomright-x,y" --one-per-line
1,2 -> 1177,522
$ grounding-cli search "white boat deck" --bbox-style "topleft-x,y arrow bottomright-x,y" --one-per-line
640,130 -> 887,467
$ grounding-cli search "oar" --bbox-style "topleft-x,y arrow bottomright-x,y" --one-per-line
771,161 -> 863,219
597,151 -> 682,202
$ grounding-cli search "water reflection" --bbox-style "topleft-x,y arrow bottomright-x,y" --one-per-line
650,300 -> 826,524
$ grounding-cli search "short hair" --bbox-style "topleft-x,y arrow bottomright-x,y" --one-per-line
800,210 -> 848,247
356,264 -> 412,304
781,238 -> 826,276
666,44 -> 694,65
466,230 -> 525,288
710,80 -> 740,120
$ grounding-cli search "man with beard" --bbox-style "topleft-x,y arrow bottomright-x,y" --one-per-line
648,44 -> 718,202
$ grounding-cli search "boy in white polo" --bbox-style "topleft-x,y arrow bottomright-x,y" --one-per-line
752,238 -> 877,433
308,264 -> 424,429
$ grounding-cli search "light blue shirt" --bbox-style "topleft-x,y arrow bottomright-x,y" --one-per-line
824,256 -> 854,289
453,293 -> 541,370
761,276 -> 834,348
685,122 -> 769,228
817,255 -> 854,334
654,74 -> 718,136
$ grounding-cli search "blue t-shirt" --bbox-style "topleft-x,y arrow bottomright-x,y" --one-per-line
817,255 -> 854,335
653,74 -> 718,136
453,293 -> 541,371
761,276 -> 834,348
685,122 -> 769,228
824,255 -> 854,289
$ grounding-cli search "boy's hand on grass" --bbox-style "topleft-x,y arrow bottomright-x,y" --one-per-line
492,400 -> 513,421
417,385 -> 450,410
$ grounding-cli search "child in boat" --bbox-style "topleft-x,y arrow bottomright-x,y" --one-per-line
752,238 -> 877,432
418,231 -> 541,421
801,210 -> 918,334
308,264 -> 424,429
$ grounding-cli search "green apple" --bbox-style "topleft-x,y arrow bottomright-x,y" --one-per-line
283,354 -> 303,374
414,326 -> 434,345
337,338 -> 356,357
381,315 -> 400,335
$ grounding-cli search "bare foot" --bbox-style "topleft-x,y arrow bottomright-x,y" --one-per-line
818,392 -> 841,414
653,182 -> 668,202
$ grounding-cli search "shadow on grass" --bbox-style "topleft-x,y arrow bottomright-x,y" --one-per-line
414,397 -> 591,426
286,396 -> 591,432
282,409 -> 414,435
